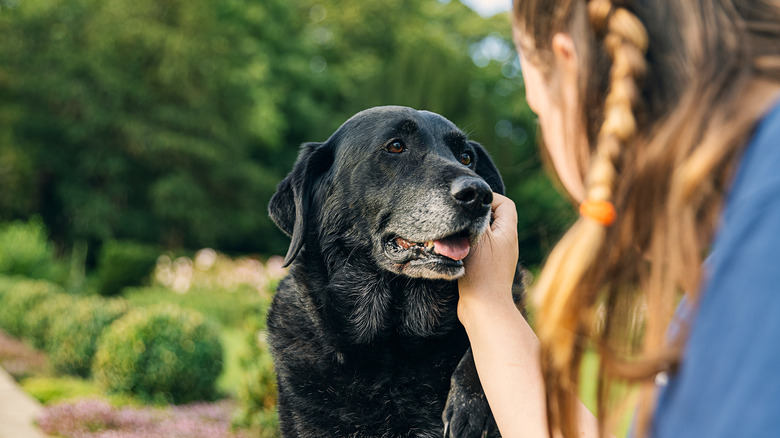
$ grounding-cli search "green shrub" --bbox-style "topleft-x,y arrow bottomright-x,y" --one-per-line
233,315 -> 279,436
124,285 -> 265,328
0,275 -> 21,300
95,240 -> 159,296
216,328 -> 245,397
93,305 -> 223,404
48,297 -> 129,377
0,279 -> 61,338
26,293 -> 80,350
0,218 -> 61,281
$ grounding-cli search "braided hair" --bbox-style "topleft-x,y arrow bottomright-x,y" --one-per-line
532,2 -> 649,435
513,0 -> 780,436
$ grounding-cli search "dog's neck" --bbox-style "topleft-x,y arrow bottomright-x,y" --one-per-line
291,242 -> 461,349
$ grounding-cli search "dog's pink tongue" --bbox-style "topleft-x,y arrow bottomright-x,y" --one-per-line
433,236 -> 470,261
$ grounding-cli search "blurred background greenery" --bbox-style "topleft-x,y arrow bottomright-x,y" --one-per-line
0,1 -> 586,434
0,0 -> 575,268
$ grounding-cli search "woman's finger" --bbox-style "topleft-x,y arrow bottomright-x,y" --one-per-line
490,193 -> 518,234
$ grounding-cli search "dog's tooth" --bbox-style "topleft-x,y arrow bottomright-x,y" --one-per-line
396,237 -> 413,249
425,241 -> 434,250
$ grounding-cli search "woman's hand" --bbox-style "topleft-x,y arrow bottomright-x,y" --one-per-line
458,193 -> 520,325
456,193 -> 601,438
456,193 -> 550,437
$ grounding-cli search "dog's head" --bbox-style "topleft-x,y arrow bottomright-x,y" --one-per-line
269,106 -> 503,281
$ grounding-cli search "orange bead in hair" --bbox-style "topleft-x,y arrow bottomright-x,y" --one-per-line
579,199 -> 617,226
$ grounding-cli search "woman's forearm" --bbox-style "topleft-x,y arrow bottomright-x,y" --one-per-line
457,194 -> 601,437
459,293 -> 600,438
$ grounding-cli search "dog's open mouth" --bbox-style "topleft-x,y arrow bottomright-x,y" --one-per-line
384,230 -> 472,269
395,235 -> 470,261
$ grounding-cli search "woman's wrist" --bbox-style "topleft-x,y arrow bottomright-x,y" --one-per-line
457,286 -> 521,334
457,287 -> 548,438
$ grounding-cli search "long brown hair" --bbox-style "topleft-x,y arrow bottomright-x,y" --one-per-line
512,0 -> 780,436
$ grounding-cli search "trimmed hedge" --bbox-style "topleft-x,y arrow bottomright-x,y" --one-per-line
0,275 -> 18,297
26,293 -> 79,350
0,275 -> 228,405
93,305 -> 223,404
48,297 -> 129,377
0,279 -> 62,338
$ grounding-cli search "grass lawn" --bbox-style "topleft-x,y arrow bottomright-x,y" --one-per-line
22,375 -> 141,406
580,349 -> 636,437
217,327 -> 247,397
580,349 -> 599,412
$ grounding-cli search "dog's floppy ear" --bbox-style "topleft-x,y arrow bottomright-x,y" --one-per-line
469,140 -> 505,195
269,142 -> 334,267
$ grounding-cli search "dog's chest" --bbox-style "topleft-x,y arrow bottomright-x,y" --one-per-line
311,340 -> 464,435
268,271 -> 468,437
273,330 -> 467,436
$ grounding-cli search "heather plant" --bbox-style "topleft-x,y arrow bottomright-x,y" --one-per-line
0,328 -> 49,380
154,249 -> 285,295
48,297 -> 129,377
93,305 -> 223,404
37,398 -> 252,438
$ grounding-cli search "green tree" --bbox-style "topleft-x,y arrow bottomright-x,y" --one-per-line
286,0 -> 575,264
0,0 -> 290,254
0,0 -> 573,266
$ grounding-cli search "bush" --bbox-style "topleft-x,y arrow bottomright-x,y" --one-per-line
0,218 -> 62,281
93,305 -> 223,404
0,275 -> 23,305
233,312 -> 278,437
48,297 -> 129,377
26,293 -> 80,350
95,240 -> 159,296
0,275 -> 19,297
0,278 -> 61,338
124,286 -> 266,329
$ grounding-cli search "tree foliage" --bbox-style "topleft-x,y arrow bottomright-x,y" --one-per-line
0,0 -> 574,266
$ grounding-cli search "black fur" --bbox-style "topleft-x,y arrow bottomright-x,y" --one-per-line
267,106 -> 523,437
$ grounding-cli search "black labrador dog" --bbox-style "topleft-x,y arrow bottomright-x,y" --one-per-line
267,106 -> 522,437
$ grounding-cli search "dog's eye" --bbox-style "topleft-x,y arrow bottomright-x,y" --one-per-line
460,152 -> 473,166
385,140 -> 406,154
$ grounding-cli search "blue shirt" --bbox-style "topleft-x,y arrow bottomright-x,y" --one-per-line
652,100 -> 780,437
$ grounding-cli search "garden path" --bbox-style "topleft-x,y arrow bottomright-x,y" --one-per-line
0,367 -> 48,437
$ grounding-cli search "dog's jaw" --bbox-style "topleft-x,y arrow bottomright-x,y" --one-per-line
376,215 -> 489,280
401,259 -> 466,280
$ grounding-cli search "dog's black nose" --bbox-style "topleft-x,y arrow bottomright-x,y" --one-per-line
451,176 -> 492,212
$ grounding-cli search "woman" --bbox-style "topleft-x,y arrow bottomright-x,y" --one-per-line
459,1 -> 780,436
